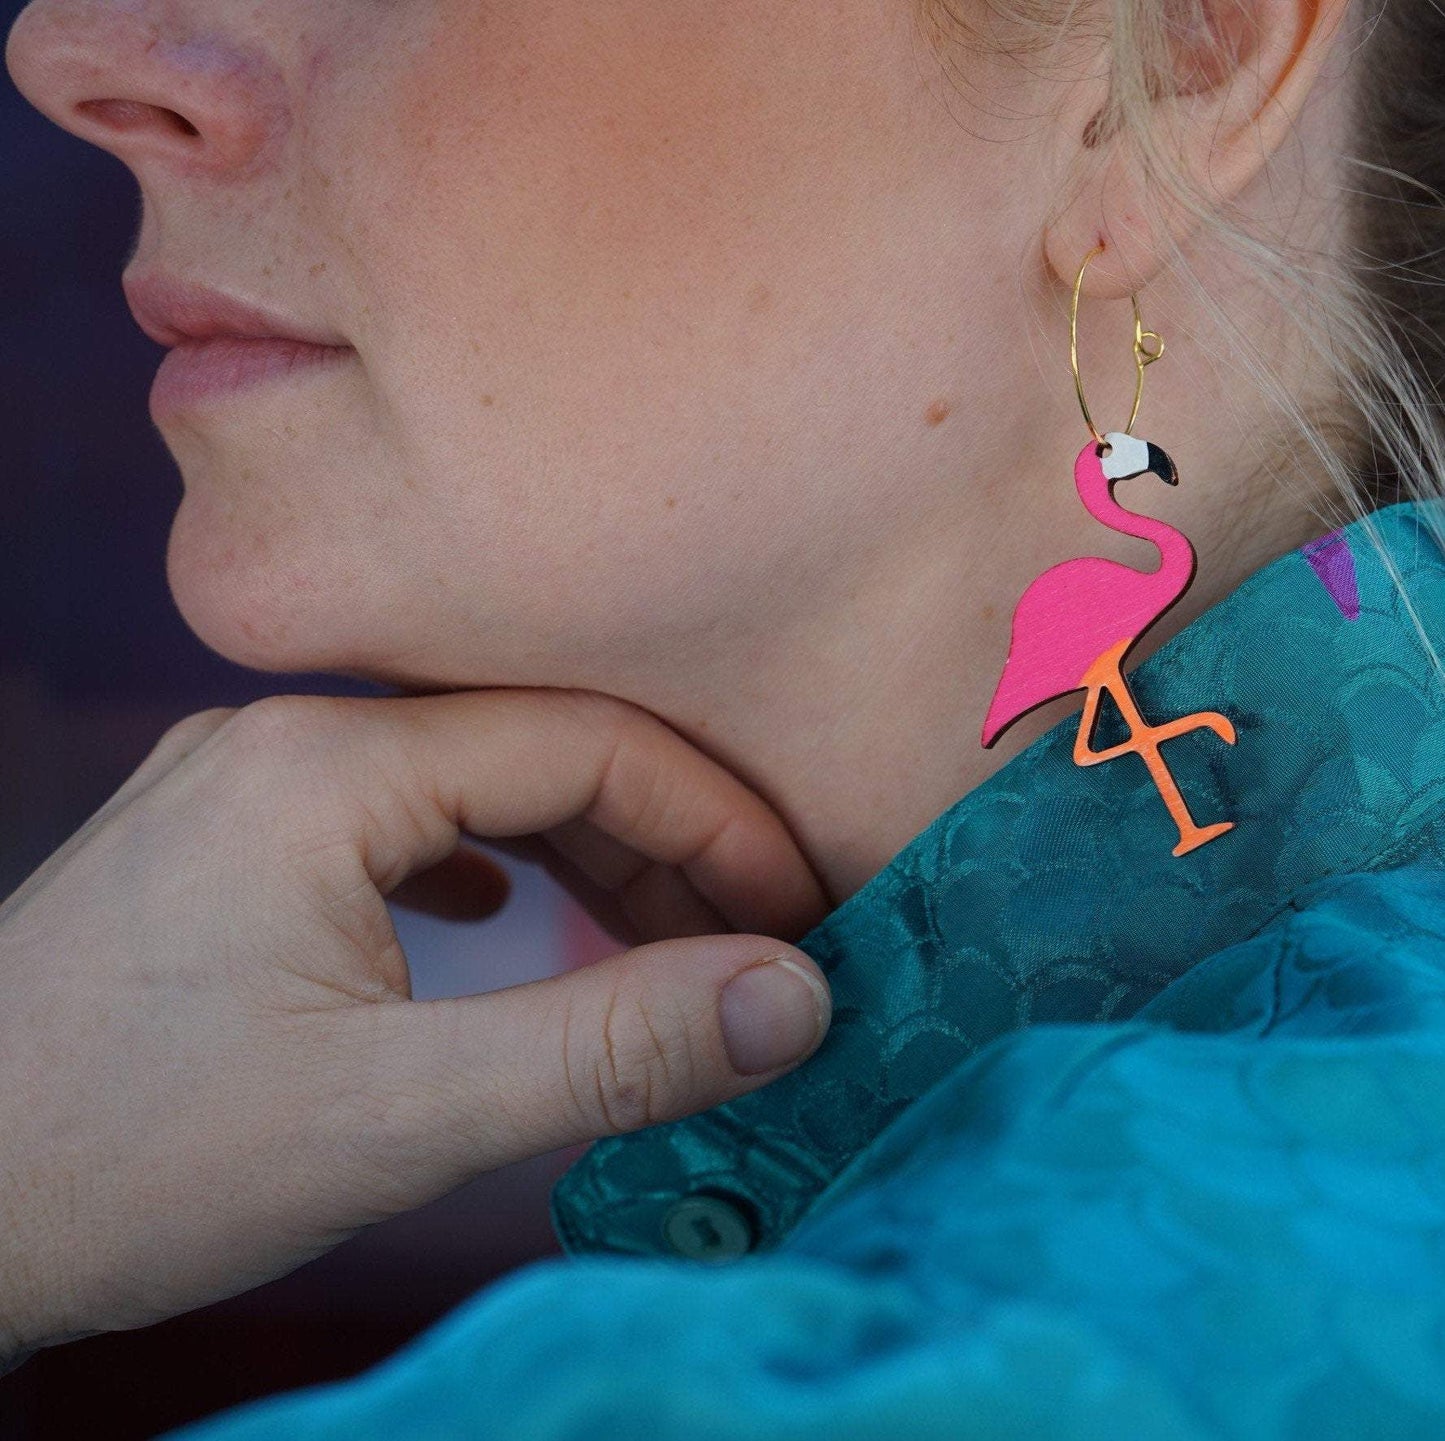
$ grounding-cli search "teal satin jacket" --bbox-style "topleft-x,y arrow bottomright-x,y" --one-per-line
171,497 -> 1445,1439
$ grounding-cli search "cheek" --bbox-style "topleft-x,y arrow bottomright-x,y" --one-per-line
222,0 -> 1037,682
322,9 -> 925,531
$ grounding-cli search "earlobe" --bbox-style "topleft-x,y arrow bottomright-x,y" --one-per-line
1040,0 -> 1354,299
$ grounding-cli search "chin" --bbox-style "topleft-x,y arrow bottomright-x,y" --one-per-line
164,493 -> 365,676
164,510 -> 509,693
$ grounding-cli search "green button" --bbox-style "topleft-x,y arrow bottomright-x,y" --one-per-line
660,1194 -> 755,1262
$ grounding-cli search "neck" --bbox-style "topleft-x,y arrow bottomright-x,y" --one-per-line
378,443 -> 1342,919
622,484 -> 1335,916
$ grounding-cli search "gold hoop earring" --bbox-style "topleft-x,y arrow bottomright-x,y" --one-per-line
1069,241 -> 1165,444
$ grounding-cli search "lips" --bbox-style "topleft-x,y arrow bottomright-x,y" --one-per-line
121,271 -> 350,350
122,270 -> 354,417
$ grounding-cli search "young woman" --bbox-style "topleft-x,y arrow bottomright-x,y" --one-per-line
4,0 -> 1444,1434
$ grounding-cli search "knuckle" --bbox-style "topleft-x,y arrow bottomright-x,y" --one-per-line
157,705 -> 238,753
553,687 -> 643,751
569,985 -> 693,1136
224,694 -> 344,754
565,691 -> 673,829
210,696 -> 358,847
87,708 -> 241,824
552,686 -> 634,725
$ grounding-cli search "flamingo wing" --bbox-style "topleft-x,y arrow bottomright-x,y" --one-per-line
980,556 -> 1159,747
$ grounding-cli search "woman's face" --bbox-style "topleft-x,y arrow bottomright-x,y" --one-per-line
5,1 -> 1063,694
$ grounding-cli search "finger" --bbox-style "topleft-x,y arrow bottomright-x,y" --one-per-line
233,687 -> 830,942
385,829 -> 661,951
488,820 -> 733,946
350,932 -> 833,1185
539,816 -> 735,942
385,842 -> 512,922
481,832 -> 647,947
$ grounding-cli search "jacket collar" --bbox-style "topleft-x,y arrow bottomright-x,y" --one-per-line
551,497 -> 1445,1262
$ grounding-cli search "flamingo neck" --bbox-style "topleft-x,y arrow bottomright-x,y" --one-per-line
1074,446 -> 1194,584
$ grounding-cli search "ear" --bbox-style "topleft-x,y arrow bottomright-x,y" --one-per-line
1042,0 -> 1356,299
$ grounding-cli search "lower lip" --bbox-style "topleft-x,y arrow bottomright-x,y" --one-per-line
149,335 -> 354,417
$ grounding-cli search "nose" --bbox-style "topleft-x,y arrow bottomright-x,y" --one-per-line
5,2 -> 288,181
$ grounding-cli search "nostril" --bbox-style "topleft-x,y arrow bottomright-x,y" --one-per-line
75,98 -> 201,139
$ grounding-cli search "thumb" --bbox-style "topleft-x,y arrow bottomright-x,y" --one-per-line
351,934 -> 832,1190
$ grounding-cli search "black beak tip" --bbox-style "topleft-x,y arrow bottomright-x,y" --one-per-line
1146,442 -> 1179,485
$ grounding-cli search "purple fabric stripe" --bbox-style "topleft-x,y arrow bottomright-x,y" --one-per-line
1299,530 -> 1360,620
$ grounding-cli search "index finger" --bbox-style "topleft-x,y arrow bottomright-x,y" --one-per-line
227,686 -> 831,943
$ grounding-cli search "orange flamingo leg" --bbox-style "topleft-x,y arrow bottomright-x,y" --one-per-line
1072,638 -> 1237,857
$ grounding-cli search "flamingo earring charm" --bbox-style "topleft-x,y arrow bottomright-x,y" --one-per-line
980,243 -> 1237,857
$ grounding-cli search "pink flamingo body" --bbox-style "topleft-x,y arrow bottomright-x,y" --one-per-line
981,439 -> 1194,746
981,433 -> 1237,856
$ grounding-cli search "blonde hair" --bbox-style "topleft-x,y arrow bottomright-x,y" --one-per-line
916,0 -> 1445,671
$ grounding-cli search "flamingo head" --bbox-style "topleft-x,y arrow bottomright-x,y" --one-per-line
1098,430 -> 1177,486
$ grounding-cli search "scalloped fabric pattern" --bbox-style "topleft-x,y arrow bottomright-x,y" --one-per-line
550,500 -> 1445,1258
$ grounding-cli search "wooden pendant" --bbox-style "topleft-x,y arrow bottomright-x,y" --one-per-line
980,431 -> 1237,857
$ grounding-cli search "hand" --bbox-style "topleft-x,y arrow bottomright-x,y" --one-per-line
0,687 -> 833,1368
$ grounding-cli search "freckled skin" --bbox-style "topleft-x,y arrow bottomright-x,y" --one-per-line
3,0 -> 1348,900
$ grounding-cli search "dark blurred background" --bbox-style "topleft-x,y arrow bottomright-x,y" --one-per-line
0,6 -> 619,1434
